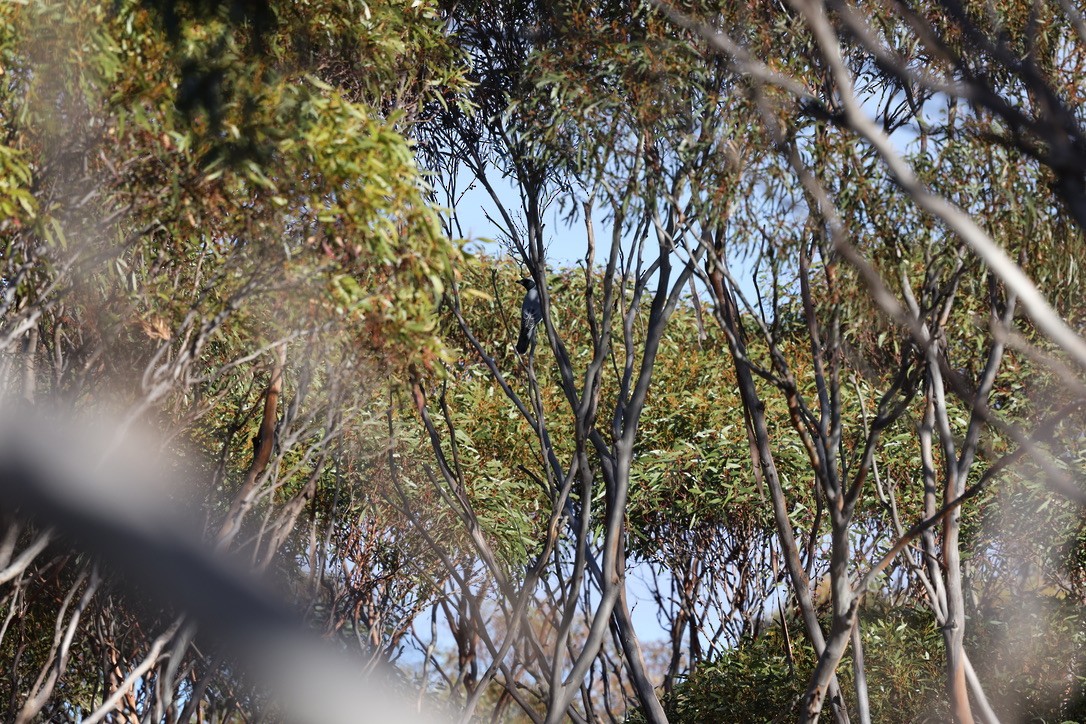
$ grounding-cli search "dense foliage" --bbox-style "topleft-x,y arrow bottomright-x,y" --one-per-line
2,0 -> 1086,722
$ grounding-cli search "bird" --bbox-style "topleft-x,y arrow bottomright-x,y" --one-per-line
515,277 -> 542,355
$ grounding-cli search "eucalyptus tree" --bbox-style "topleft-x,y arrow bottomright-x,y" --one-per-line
638,1 -> 1086,722
421,1 -> 1086,723
0,0 -> 467,720
3,0 -> 1086,722
407,2 -> 747,720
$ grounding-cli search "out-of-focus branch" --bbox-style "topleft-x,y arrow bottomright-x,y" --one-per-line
0,411 -> 445,724
0,529 -> 52,586
790,0 -> 1086,372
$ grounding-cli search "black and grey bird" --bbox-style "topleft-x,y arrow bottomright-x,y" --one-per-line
515,277 -> 542,354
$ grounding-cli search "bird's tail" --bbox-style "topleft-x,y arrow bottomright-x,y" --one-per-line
516,327 -> 530,354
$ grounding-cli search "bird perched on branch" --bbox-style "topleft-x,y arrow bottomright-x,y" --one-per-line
516,277 -> 542,355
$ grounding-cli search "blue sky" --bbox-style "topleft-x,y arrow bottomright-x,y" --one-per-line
444,170 -> 764,307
